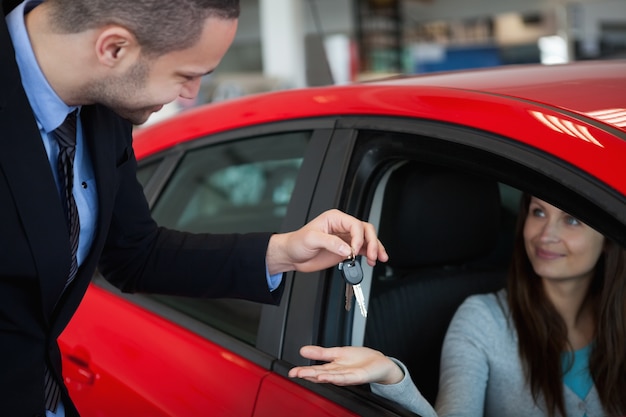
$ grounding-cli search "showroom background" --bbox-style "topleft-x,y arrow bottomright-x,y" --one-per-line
145,0 -> 626,125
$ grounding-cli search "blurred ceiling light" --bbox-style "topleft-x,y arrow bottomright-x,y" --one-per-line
530,110 -> 604,147
584,108 -> 626,128
538,35 -> 569,65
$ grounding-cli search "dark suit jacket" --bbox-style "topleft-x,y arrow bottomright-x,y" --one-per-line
1,2 -> 281,415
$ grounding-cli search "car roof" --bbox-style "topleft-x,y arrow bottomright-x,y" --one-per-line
133,60 -> 626,195
372,60 -> 626,116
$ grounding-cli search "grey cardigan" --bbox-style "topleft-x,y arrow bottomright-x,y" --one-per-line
371,290 -> 607,417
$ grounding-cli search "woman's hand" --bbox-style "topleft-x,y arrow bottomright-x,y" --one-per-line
288,345 -> 404,386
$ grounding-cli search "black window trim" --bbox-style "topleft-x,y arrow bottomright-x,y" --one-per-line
98,118 -> 338,369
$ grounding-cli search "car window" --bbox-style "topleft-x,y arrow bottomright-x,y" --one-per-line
151,132 -> 309,234
148,131 -> 311,345
339,134 -> 527,405
361,165 -> 519,404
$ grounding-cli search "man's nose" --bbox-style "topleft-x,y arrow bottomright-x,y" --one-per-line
180,78 -> 202,100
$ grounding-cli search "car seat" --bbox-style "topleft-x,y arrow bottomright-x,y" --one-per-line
364,161 -> 509,405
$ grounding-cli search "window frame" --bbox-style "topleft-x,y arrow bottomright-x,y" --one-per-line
101,119 -> 337,367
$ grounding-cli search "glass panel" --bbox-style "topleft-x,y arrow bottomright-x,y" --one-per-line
152,132 -> 309,234
149,131 -> 311,345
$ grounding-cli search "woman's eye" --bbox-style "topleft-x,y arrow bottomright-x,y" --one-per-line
565,216 -> 581,226
531,207 -> 544,217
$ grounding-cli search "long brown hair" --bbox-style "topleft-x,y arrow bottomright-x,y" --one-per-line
507,193 -> 626,417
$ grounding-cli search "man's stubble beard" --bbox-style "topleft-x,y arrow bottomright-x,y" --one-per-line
86,58 -> 156,125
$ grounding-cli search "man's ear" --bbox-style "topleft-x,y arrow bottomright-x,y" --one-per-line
95,26 -> 140,68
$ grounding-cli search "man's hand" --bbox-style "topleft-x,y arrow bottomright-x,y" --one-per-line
288,345 -> 404,386
266,209 -> 388,275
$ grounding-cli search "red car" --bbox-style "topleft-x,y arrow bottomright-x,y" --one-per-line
59,60 -> 626,416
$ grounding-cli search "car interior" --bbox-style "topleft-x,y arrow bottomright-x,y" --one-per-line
359,160 -> 520,404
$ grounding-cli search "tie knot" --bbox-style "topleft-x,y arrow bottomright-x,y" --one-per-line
53,110 -> 78,149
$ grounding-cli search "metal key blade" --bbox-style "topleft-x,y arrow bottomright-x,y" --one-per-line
353,284 -> 367,317
345,283 -> 353,311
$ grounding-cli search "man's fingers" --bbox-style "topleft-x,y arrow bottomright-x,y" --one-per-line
298,231 -> 352,261
278,209 -> 388,274
357,223 -> 388,266
308,219 -> 386,264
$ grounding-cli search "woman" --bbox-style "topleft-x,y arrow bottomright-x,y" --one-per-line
289,195 -> 626,417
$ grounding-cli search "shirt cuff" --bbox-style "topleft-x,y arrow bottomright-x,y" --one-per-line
266,266 -> 283,292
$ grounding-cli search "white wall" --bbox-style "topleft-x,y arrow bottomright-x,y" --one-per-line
571,0 -> 626,57
237,0 -> 355,40
219,0 -> 355,82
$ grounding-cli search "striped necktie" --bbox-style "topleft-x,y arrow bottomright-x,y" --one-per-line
44,109 -> 81,412
53,109 -> 80,287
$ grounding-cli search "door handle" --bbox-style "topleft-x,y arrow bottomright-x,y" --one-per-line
63,348 -> 96,386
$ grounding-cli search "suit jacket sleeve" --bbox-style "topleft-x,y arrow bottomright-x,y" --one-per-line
95,108 -> 281,305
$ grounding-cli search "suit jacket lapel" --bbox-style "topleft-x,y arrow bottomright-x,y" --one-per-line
81,105 -> 116,249
2,5 -> 130,326
2,0 -> 21,15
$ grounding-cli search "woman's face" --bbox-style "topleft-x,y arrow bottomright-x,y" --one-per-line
524,197 -> 605,283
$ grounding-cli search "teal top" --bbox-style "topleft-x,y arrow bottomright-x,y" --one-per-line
562,344 -> 593,401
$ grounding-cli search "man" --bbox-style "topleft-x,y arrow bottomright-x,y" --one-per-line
0,0 -> 389,416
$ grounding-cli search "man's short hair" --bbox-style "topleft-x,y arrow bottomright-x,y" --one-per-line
48,0 -> 239,56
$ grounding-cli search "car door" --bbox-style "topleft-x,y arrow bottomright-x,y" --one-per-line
59,125 -> 331,416
269,115 -> 625,417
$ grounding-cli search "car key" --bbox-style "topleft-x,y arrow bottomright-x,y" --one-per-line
339,250 -> 357,311
339,258 -> 357,313
338,252 -> 367,317
344,281 -> 354,312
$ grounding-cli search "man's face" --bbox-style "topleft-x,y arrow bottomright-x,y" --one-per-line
89,17 -> 238,125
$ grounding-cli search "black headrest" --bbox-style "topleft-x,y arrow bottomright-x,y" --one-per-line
379,163 -> 501,269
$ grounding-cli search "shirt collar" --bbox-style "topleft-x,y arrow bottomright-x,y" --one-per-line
6,0 -> 78,133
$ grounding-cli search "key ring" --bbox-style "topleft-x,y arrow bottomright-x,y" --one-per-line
342,247 -> 356,267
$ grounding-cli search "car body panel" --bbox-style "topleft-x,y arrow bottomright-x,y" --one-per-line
254,374 -> 359,417
134,61 -> 626,195
61,282 -> 363,417
59,283 -> 269,417
378,60 -> 626,116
